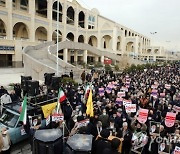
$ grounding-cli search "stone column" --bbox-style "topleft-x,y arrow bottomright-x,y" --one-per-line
16,0 -> 20,10
62,1 -> 67,24
75,7 -> 78,28
63,48 -> 68,63
74,50 -> 78,65
62,2 -> 67,41
7,0 -> 13,40
74,8 -> 79,42
83,50 -> 87,64
101,56 -> 104,64
95,56 -> 99,63
120,32 -> 126,55
134,36 -> 139,55
29,0 -> 35,42
85,11 -> 89,29
112,26 -> 117,51
47,0 -> 53,41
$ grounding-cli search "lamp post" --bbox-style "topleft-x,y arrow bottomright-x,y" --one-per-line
56,1 -> 59,76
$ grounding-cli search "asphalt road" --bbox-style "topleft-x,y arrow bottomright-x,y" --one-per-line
11,139 -> 32,154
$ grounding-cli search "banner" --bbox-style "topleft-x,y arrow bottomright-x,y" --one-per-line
29,115 -> 42,127
125,104 -> 136,113
106,84 -> 113,94
117,91 -> 125,98
21,127 -> 27,136
165,84 -> 171,90
116,98 -> 123,106
173,105 -> 180,113
165,112 -> 176,127
151,84 -> 158,89
112,81 -> 117,89
52,113 -> 64,122
123,99 -> 132,106
137,109 -> 149,124
151,89 -> 158,98
160,93 -> 165,98
149,121 -> 161,136
46,115 -> 51,126
99,88 -> 105,96
78,119 -> 89,128
131,132 -> 148,154
121,86 -> 128,92
41,102 -> 57,118
174,146 -> 180,154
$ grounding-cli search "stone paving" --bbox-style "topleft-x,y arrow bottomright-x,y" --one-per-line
0,68 -> 24,87
11,140 -> 32,154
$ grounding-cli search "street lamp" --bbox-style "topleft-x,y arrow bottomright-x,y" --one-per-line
56,1 -> 60,76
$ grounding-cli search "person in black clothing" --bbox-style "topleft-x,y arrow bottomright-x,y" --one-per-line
92,129 -> 111,154
103,138 -> 121,154
116,122 -> 132,154
70,70 -> 73,79
10,90 -> 19,102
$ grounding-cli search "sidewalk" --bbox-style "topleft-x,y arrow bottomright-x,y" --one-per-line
0,68 -> 24,87
11,140 -> 32,154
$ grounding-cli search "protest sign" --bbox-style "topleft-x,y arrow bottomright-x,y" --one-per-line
158,143 -> 170,154
123,99 -> 132,106
174,146 -> 180,154
78,119 -> 89,128
116,98 -> 123,106
121,86 -> 128,92
29,115 -> 42,127
52,113 -> 64,122
137,109 -> 148,124
165,84 -> 171,90
165,112 -> 176,127
149,121 -> 161,136
173,105 -> 180,113
106,84 -> 113,94
160,93 -> 165,98
46,115 -> 51,126
117,91 -> 125,98
99,88 -> 105,96
125,104 -> 136,113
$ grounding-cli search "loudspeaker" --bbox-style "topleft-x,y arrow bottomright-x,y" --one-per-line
51,76 -> 61,90
33,129 -> 63,154
44,73 -> 55,86
21,76 -> 32,91
27,80 -> 39,96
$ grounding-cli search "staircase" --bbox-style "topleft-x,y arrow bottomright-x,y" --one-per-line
23,41 -> 145,81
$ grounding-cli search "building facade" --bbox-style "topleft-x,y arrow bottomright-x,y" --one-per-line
0,0 -> 169,67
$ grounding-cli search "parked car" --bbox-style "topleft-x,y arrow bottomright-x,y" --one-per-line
0,101 -> 47,144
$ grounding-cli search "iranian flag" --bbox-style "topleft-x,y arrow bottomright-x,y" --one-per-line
19,96 -> 27,125
56,88 -> 66,114
85,85 -> 90,98
58,88 -> 66,103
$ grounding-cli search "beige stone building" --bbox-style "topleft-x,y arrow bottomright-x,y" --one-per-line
0,0 -> 175,68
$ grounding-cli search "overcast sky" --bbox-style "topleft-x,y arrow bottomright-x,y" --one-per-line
77,0 -> 180,52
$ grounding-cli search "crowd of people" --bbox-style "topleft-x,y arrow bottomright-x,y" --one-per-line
0,62 -> 180,154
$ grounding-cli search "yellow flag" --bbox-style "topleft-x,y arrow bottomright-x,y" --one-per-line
41,102 -> 57,118
86,89 -> 94,117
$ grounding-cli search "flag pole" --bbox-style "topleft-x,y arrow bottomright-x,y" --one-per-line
56,1 -> 59,76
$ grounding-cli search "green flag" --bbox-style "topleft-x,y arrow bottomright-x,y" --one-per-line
19,96 -> 27,125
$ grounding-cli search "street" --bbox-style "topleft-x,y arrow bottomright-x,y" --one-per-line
11,139 -> 31,154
